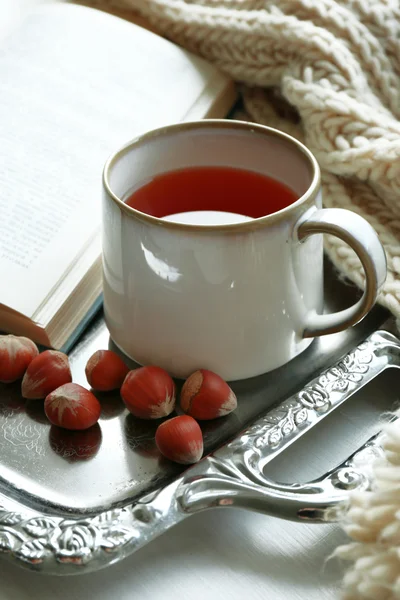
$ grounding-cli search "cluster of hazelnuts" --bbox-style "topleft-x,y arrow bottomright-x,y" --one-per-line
0,335 -> 237,465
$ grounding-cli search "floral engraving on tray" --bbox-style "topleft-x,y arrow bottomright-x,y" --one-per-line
0,506 -> 140,566
2,415 -> 44,455
233,342 -> 373,452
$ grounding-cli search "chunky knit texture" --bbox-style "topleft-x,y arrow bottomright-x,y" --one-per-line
334,412 -> 400,600
79,1 -> 400,597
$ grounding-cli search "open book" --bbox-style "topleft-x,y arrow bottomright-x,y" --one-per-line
0,3 -> 236,350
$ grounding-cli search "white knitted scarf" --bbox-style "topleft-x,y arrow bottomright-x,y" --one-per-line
81,1 -> 400,597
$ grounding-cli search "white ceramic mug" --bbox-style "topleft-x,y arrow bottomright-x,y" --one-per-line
102,120 -> 386,381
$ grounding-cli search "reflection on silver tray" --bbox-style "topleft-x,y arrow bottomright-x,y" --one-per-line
0,261 -> 395,574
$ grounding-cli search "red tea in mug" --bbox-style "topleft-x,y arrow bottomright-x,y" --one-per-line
124,166 -> 298,220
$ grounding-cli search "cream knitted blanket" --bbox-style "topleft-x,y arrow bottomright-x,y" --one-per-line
82,1 -> 400,597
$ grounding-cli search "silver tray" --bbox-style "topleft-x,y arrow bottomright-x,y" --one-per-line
0,261 -> 396,575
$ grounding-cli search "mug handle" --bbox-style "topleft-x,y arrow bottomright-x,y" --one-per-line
297,208 -> 387,338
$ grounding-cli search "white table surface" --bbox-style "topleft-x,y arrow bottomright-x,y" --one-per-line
0,1 -> 394,598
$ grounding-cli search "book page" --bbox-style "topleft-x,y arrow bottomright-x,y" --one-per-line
0,3 -> 226,318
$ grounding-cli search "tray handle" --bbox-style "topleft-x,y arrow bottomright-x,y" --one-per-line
179,431 -> 385,522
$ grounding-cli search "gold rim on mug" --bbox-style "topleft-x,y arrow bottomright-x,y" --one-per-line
102,119 -> 321,232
